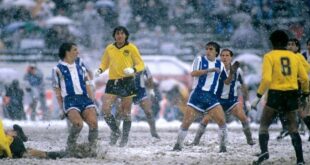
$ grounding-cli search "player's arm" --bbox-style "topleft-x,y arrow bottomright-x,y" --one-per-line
299,54 -> 310,73
85,77 -> 95,101
190,57 -> 220,77
0,120 -> 12,158
298,59 -> 310,94
131,44 -> 145,72
52,68 -> 64,111
257,55 -> 272,97
98,49 -> 110,73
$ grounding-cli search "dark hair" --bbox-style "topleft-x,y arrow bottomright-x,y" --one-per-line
269,30 -> 288,49
112,26 -> 129,41
58,42 -> 76,60
220,48 -> 234,57
307,38 -> 310,45
206,41 -> 221,57
288,38 -> 301,53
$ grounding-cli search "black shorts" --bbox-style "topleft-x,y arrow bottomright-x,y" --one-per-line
105,76 -> 136,97
266,90 -> 299,112
10,137 -> 26,158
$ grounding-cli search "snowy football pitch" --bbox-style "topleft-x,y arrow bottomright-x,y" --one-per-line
1,120 -> 310,165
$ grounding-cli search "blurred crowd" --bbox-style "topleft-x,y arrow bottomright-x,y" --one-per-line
0,0 -> 309,57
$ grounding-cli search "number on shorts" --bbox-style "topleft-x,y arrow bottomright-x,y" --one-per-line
280,57 -> 291,76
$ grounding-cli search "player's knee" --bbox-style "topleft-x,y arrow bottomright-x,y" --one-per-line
72,121 -> 83,130
88,121 -> 98,129
217,118 -> 226,126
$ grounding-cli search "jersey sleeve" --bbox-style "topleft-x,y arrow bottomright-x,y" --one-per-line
191,56 -> 201,71
131,44 -> 145,72
237,68 -> 244,85
51,66 -> 61,89
257,55 -> 272,96
297,59 -> 310,93
0,120 -> 12,158
99,46 -> 110,72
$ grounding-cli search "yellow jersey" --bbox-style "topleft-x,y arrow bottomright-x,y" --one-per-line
296,53 -> 310,73
257,50 -> 309,95
0,119 -> 13,158
99,42 -> 145,80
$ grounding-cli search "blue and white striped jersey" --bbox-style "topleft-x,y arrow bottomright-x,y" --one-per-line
52,58 -> 89,98
191,56 -> 226,94
216,67 -> 244,99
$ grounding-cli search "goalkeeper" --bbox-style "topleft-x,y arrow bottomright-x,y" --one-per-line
95,26 -> 145,147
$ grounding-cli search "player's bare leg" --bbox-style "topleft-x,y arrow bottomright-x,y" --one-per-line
82,107 -> 98,156
231,104 -> 255,145
66,110 -> 84,153
119,96 -> 133,147
191,115 -> 211,145
208,105 -> 227,152
173,106 -> 199,151
253,106 -> 277,165
140,98 -> 160,139
285,110 -> 305,165
102,94 -> 121,145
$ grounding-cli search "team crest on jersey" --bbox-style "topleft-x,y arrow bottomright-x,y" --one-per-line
123,50 -> 130,56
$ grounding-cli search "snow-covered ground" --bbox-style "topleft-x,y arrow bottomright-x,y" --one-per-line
1,120 -> 310,165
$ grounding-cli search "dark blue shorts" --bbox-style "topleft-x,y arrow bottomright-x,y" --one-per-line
187,88 -> 220,113
64,95 -> 95,113
133,86 -> 147,104
219,97 -> 239,113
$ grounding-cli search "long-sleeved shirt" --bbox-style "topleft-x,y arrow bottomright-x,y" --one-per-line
257,50 -> 309,95
99,42 -> 145,80
0,119 -> 13,158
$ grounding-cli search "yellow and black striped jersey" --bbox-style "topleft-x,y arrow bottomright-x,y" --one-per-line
257,50 -> 309,95
99,42 -> 145,80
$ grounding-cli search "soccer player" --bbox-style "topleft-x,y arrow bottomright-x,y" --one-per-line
0,120 -> 94,159
287,38 -> 310,141
251,30 -> 309,165
172,42 -> 228,152
52,42 -> 98,155
191,49 -> 255,147
0,120 -> 28,158
132,66 -> 160,138
302,38 -> 310,61
95,26 -> 145,147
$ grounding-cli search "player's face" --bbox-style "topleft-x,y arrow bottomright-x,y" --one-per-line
287,41 -> 298,53
68,45 -> 79,59
206,45 -> 217,61
220,50 -> 232,65
114,30 -> 126,44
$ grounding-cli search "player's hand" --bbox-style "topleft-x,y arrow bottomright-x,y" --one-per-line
207,67 -> 220,73
230,61 -> 240,75
94,68 -> 102,78
123,67 -> 135,75
245,100 -> 251,112
251,96 -> 261,110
